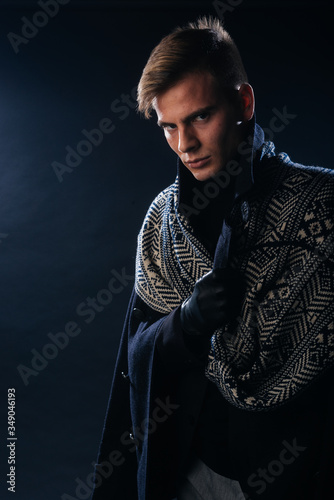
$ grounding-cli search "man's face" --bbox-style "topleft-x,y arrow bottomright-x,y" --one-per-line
154,71 -> 242,182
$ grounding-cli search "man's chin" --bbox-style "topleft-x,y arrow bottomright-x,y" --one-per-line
188,165 -> 222,182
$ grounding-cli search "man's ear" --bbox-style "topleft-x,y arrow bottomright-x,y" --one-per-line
238,83 -> 255,122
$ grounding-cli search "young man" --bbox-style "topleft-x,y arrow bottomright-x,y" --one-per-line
91,17 -> 334,500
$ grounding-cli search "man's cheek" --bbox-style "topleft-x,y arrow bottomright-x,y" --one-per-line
166,137 -> 177,152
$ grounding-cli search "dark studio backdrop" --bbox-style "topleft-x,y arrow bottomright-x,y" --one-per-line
0,0 -> 333,498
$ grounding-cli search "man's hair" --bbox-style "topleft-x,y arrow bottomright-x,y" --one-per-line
137,16 -> 248,118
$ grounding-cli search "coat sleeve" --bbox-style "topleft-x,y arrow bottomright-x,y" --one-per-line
91,287 -> 210,500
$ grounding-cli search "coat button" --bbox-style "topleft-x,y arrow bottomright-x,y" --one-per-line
132,307 -> 146,321
129,433 -> 140,449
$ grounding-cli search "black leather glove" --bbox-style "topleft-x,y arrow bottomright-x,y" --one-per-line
180,267 -> 244,337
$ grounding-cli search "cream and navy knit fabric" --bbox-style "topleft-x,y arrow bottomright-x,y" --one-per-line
135,141 -> 334,411
135,175 -> 213,314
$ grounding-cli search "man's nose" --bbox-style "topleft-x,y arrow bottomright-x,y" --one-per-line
178,127 -> 199,154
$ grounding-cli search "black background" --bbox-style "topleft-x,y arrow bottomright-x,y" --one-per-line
0,0 -> 333,498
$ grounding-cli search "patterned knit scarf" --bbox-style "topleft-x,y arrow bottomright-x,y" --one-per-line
135,142 -> 334,411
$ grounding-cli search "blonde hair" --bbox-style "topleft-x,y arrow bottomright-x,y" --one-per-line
137,16 -> 248,118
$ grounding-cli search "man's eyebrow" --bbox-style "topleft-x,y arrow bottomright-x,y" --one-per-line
157,105 -> 217,128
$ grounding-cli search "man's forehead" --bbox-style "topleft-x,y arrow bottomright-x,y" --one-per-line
154,72 -> 220,123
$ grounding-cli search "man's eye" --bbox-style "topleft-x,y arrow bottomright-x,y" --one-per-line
162,124 -> 176,131
194,113 -> 209,121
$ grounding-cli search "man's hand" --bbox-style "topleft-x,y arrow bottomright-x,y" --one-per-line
180,268 -> 244,337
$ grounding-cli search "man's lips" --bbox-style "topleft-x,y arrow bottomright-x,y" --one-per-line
184,156 -> 211,169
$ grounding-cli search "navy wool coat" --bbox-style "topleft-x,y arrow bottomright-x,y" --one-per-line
91,129 -> 334,500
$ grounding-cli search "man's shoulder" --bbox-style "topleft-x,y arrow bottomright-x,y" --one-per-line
137,183 -> 176,238
145,183 -> 175,216
287,160 -> 334,181
258,145 -> 334,201
282,159 -> 334,207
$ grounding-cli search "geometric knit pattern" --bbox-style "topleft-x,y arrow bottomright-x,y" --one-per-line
135,176 -> 213,314
136,141 -> 334,411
